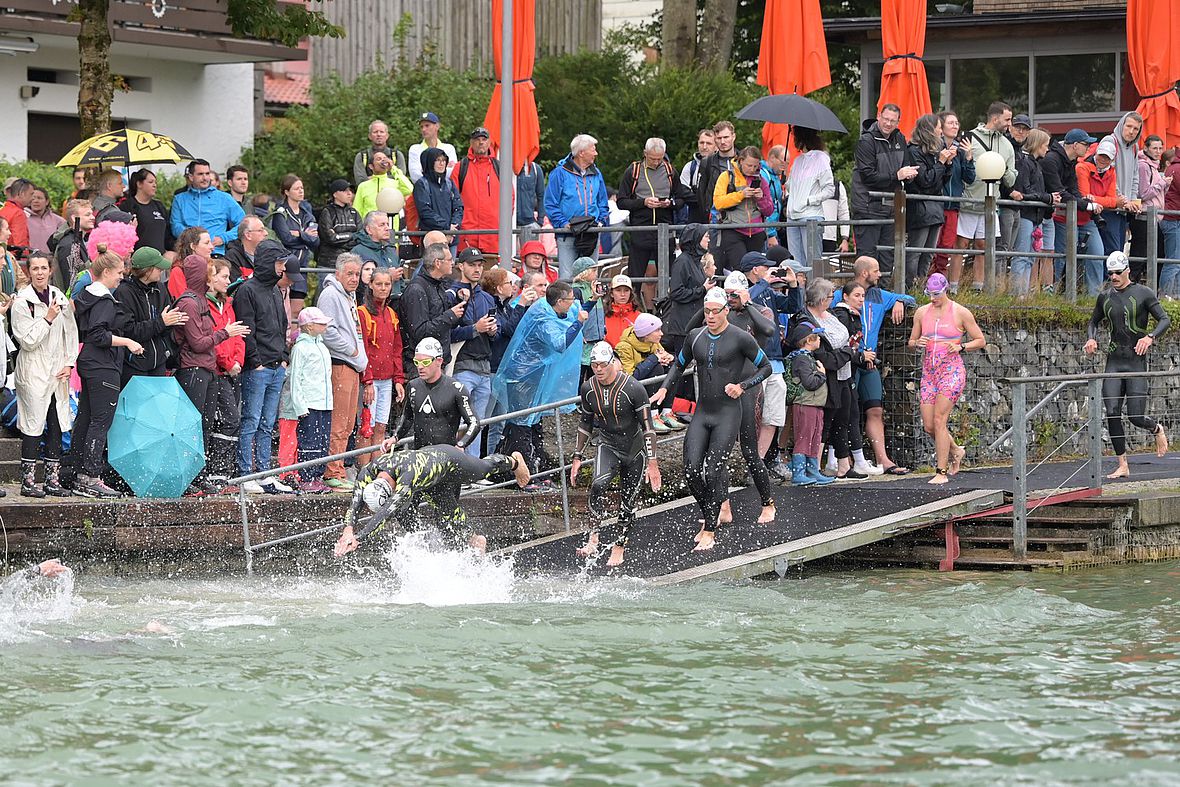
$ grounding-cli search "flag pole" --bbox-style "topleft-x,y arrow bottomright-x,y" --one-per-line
497,0 -> 515,268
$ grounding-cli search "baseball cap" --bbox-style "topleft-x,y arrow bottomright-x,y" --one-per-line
925,272 -> 949,295
328,178 -> 352,195
1012,114 -> 1032,129
519,240 -> 548,259
415,337 -> 444,358
284,258 -> 307,297
420,112 -> 440,124
1095,137 -> 1117,160
1106,250 -> 1130,274
610,274 -> 633,290
1064,128 -> 1097,145
703,287 -> 728,307
633,313 -> 662,338
130,247 -> 169,270
787,321 -> 825,349
297,306 -> 332,326
456,248 -> 484,266
723,271 -> 749,292
571,256 -> 603,277
738,251 -> 771,273
589,341 -> 616,364
470,127 -> 490,139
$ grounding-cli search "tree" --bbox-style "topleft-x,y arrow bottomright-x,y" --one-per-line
661,0 -> 739,72
71,0 -> 343,139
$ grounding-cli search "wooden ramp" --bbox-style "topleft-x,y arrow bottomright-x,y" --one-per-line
498,483 -> 1004,585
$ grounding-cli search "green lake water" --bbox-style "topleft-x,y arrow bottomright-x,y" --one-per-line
3,538 -> 1180,785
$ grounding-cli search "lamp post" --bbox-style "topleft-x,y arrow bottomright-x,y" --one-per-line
976,150 -> 1005,293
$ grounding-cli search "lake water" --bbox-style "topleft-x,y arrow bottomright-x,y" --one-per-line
3,536 -> 1180,785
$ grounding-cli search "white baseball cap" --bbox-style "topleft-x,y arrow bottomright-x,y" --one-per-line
610,274 -> 633,290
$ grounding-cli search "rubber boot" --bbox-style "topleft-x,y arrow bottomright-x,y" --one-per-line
20,459 -> 45,498
805,456 -> 834,486
44,459 -> 72,497
790,454 -> 815,486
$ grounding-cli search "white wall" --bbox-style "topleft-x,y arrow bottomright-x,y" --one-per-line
601,0 -> 661,32
0,41 -> 254,173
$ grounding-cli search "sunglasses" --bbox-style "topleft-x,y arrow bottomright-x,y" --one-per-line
412,357 -> 437,368
1108,269 -> 1127,277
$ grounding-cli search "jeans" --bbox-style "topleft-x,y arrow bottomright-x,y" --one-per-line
296,409 -> 331,482
1011,216 -> 1055,296
238,365 -> 286,475
1162,219 -> 1180,297
556,234 -> 596,280
1099,211 -> 1129,255
784,216 -> 822,266
1053,220 -> 1105,296
905,224 -> 942,290
454,369 -> 493,457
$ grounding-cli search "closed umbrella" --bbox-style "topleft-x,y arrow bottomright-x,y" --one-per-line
56,129 -> 194,168
483,0 -> 540,172
755,0 -> 831,154
108,376 -> 205,499
877,0 -> 932,138
1127,0 -> 1180,151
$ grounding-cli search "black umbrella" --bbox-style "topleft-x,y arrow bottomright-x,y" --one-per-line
736,94 -> 848,134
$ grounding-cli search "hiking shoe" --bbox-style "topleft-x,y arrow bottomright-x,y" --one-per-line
854,461 -> 884,476
323,478 -> 354,491
74,475 -> 121,499
652,417 -> 671,434
300,479 -> 332,494
241,479 -> 266,494
660,413 -> 687,431
767,459 -> 791,482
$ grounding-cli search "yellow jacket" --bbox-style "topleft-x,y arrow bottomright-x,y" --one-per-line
615,327 -> 660,375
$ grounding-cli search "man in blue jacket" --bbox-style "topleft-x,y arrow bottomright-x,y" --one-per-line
544,134 -> 610,280
170,159 -> 245,255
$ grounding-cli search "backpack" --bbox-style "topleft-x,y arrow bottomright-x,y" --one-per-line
0,386 -> 17,431
783,350 -> 807,405
458,156 -> 501,192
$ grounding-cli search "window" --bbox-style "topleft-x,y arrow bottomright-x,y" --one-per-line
1036,54 -> 1116,114
863,60 -> 947,117
950,57 -> 1029,127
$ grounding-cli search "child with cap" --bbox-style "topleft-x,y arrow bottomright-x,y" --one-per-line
614,312 -> 682,431
785,321 -> 833,486
280,307 -> 335,493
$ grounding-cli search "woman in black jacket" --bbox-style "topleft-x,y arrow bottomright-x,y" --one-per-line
904,113 -> 954,290
1011,128 -> 1057,297
271,174 -> 320,269
70,247 -> 144,498
413,147 -> 464,241
114,247 -> 187,387
662,223 -> 713,356
317,178 -> 360,270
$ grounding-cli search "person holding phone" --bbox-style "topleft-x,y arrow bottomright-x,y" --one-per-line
713,147 -> 776,272
617,138 -> 688,308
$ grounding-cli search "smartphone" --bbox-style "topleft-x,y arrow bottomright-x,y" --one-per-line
593,281 -> 607,296
748,176 -> 761,188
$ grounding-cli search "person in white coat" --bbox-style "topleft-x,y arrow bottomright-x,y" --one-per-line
12,251 -> 78,497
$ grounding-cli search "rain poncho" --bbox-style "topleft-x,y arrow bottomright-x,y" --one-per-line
491,299 -> 584,427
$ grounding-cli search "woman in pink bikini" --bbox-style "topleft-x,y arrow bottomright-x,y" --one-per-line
907,273 -> 986,485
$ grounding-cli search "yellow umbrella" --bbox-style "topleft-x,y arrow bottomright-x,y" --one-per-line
56,129 -> 194,168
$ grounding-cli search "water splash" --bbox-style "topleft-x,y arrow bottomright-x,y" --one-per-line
380,530 -> 519,607
0,567 -> 78,643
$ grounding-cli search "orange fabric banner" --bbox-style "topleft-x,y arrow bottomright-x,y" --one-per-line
483,0 -> 541,172
877,0 -> 932,138
1127,0 -> 1180,151
755,0 -> 831,156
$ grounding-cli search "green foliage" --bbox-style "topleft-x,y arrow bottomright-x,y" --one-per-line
225,0 -> 342,48
0,159 -> 77,208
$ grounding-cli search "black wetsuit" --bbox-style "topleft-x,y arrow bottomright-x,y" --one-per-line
347,444 -> 516,546
393,374 -> 480,449
574,371 -> 657,547
1088,283 -> 1171,455
660,322 -> 771,531
688,301 -> 777,505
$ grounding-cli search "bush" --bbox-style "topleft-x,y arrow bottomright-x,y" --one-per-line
0,159 -> 77,208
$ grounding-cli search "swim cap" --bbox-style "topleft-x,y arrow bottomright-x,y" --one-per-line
589,340 -> 615,364
415,337 -> 444,358
704,287 -> 728,307
1106,250 -> 1130,274
723,271 -> 749,292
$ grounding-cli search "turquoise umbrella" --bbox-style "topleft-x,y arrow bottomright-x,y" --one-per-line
108,376 -> 205,499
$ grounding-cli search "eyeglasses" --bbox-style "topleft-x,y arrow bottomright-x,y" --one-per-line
703,306 -> 726,315
412,357 -> 437,368
590,361 -> 612,369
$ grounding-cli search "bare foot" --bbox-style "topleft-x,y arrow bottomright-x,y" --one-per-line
1156,426 -> 1169,458
949,446 -> 967,476
693,527 -> 705,544
1106,464 -> 1130,479
606,545 -> 625,567
468,534 -> 487,554
693,530 -> 716,551
510,451 -> 531,487
757,504 -> 776,524
576,532 -> 600,557
718,500 -> 733,524
928,473 -> 949,486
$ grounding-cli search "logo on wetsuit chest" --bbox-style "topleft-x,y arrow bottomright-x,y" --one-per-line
419,396 -> 436,414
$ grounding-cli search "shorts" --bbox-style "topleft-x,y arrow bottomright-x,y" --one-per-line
761,373 -> 787,427
371,378 -> 393,425
956,211 -> 996,241
919,347 -> 966,405
857,367 -> 883,409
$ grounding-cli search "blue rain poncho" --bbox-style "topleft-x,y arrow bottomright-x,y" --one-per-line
491,298 -> 584,427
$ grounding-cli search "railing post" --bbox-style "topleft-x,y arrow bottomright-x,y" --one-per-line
239,487 -> 253,575
806,219 -> 824,279
892,185 -> 906,293
1147,206 -> 1159,292
1087,377 -> 1104,491
656,223 -> 671,302
983,186 -> 998,293
1065,201 -> 1078,304
1011,381 -> 1028,560
553,407 -> 572,532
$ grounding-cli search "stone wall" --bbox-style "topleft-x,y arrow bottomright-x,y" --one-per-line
878,308 -> 1180,471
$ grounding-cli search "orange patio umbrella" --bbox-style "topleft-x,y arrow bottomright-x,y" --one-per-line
483,0 -> 540,173
1127,0 -> 1180,151
877,0 -> 932,138
755,0 -> 831,156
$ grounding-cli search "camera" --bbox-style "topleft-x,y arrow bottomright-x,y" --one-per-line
7,244 -> 30,260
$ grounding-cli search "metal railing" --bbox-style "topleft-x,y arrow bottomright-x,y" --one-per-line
998,369 -> 1180,560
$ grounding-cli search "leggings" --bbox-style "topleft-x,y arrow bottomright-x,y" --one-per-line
825,379 -> 855,460
1103,355 -> 1158,456
73,369 -> 121,477
739,389 -> 774,505
683,402 -> 743,532
20,395 -> 64,461
717,230 -> 767,272
588,442 -> 646,547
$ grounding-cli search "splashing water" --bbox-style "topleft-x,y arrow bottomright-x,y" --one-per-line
380,530 -> 519,607
0,567 -> 78,643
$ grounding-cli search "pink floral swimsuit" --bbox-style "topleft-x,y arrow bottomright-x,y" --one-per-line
919,306 -> 966,405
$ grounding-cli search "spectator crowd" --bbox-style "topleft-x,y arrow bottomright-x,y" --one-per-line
0,102 -> 1170,500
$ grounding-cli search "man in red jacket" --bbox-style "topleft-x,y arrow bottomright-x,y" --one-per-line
0,178 -> 33,249
452,127 -> 506,257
